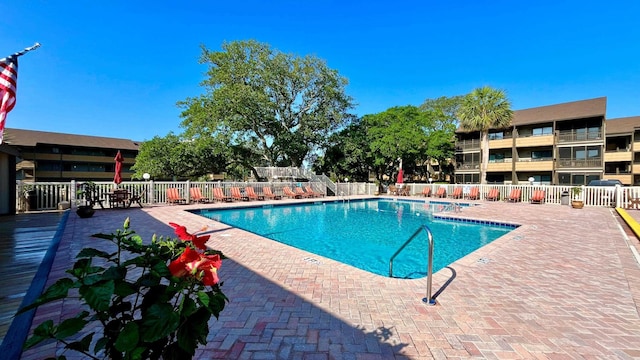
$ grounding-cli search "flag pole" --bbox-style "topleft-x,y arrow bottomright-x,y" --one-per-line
9,43 -> 41,58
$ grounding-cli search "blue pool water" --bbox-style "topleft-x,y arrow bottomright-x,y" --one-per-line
194,199 -> 516,279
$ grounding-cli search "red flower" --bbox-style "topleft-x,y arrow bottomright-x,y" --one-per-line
168,248 -> 222,286
169,222 -> 211,250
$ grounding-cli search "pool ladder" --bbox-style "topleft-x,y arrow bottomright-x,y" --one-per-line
389,225 -> 436,305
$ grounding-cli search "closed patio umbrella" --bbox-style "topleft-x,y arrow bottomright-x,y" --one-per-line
396,168 -> 404,185
114,150 -> 123,185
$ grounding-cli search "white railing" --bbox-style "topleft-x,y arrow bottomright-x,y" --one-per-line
16,180 -> 640,212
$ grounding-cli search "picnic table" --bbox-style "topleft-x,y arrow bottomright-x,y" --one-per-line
107,190 -> 143,209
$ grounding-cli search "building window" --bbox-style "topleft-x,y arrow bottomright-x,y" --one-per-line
532,126 -> 552,136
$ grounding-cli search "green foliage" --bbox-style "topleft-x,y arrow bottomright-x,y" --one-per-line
76,181 -> 99,207
19,218 -> 227,360
571,186 -> 583,198
178,40 -> 355,168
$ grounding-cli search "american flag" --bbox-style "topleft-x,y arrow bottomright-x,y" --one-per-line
0,55 -> 18,144
0,43 -> 40,144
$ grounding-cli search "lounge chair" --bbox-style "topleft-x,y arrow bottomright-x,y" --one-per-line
507,188 -> 522,202
466,187 -> 479,200
166,188 -> 187,204
305,185 -> 324,198
388,185 -> 398,195
449,187 -> 463,199
263,187 -> 282,200
419,187 -> 432,197
245,186 -> 264,201
295,186 -> 313,198
231,187 -> 249,201
486,188 -> 500,201
212,188 -> 232,202
530,189 -> 546,204
189,187 -> 210,203
398,186 -> 410,196
283,186 -> 302,199
434,187 -> 447,198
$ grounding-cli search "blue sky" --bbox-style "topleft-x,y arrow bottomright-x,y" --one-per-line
2,1 -> 639,141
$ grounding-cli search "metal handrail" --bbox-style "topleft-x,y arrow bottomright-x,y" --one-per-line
389,225 -> 436,305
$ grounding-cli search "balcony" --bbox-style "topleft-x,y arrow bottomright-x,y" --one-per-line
488,138 -> 512,149
515,134 -> 554,147
556,158 -> 602,169
455,139 -> 480,152
515,159 -> 554,171
604,151 -> 632,162
557,130 -> 602,143
602,174 -> 632,185
456,163 -> 479,171
487,160 -> 512,172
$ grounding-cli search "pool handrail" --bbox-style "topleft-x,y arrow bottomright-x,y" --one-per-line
389,225 -> 436,305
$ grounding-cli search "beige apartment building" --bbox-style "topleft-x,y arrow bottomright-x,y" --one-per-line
455,97 -> 640,186
4,128 -> 140,182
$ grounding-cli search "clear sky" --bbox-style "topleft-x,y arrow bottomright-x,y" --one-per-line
2,1 -> 639,141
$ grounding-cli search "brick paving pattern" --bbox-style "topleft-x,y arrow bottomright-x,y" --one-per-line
20,197 -> 640,359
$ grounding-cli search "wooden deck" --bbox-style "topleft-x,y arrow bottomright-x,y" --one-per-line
0,212 -> 65,345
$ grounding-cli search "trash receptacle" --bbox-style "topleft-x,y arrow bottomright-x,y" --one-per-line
561,190 -> 570,206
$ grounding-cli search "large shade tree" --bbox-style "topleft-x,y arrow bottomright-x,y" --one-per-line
419,96 -> 462,181
178,40 -> 354,171
457,86 -> 513,184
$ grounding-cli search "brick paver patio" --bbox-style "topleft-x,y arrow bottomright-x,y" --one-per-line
19,197 -> 640,359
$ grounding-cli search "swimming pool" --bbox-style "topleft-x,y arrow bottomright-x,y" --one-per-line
194,199 -> 517,279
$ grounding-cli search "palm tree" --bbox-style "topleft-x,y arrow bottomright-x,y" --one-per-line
458,86 -> 513,184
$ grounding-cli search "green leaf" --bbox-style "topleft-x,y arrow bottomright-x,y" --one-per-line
76,247 -> 112,259
92,232 -> 116,241
180,296 -> 197,318
177,307 -> 210,353
102,265 -> 127,281
17,278 -> 74,314
114,321 -> 139,352
140,303 -> 180,342
65,333 -> 94,352
94,336 -> 108,353
114,280 -> 137,298
23,320 -> 55,349
79,280 -> 114,312
54,311 -> 89,339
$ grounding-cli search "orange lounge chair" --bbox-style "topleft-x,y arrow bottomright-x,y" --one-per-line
166,188 -> 187,204
420,187 -> 432,197
245,186 -> 264,201
466,187 -> 480,200
212,188 -> 232,202
189,187 -> 210,203
530,189 -> 546,204
231,187 -> 249,201
434,187 -> 447,198
449,187 -> 463,199
263,187 -> 282,200
283,186 -> 302,199
507,188 -> 522,202
486,188 -> 500,201
295,186 -> 313,198
305,185 -> 323,198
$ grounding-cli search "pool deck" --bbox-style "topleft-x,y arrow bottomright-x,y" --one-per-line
11,197 -> 640,359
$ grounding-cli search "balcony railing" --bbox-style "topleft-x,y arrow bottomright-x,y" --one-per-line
557,130 -> 602,143
455,139 -> 480,151
457,163 -> 479,170
556,158 -> 602,168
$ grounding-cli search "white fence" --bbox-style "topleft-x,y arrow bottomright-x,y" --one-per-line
16,180 -> 640,212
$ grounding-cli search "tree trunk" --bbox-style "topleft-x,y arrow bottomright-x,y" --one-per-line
480,131 -> 489,184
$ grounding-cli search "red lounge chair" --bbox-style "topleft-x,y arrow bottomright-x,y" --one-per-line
530,189 -> 546,204
305,185 -> 323,197
420,187 -> 432,197
283,187 -> 302,199
449,187 -> 463,199
295,186 -> 313,198
231,187 -> 249,201
212,188 -> 232,202
245,186 -> 265,201
507,188 -> 522,202
189,187 -> 210,203
166,188 -> 187,204
486,188 -> 500,201
263,187 -> 282,200
434,187 -> 447,198
466,187 -> 479,200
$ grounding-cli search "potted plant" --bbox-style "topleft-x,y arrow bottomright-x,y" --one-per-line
76,181 -> 98,218
571,186 -> 584,209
